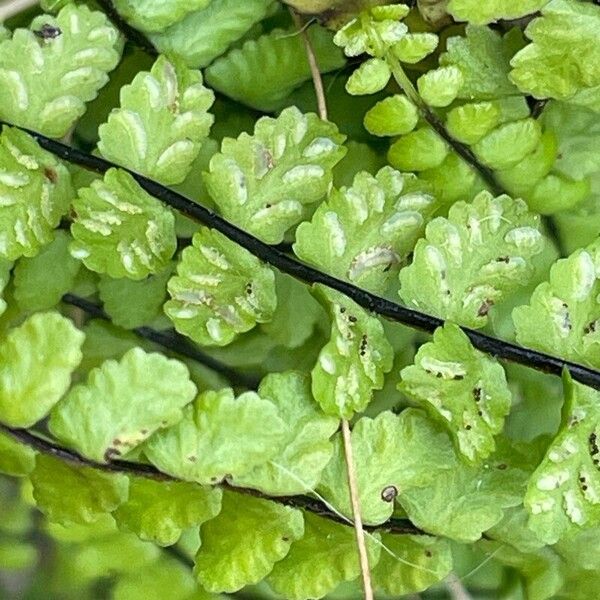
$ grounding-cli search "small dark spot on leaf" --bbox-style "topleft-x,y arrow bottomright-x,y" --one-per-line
465,424 -> 472,430
583,485 -> 589,491
381,485 -> 398,502
140,429 -> 148,435
44,167 -> 57,183
477,299 -> 494,317
282,536 -> 289,542
497,463 -> 507,470
188,455 -> 197,463
473,387 -> 481,402
104,448 -> 121,462
348,315 -> 357,323
496,256 -> 510,263
425,550 -> 433,558
34,24 -> 62,40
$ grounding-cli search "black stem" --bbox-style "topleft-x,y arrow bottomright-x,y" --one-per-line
62,294 -> 260,389
7,121 -> 600,391
94,0 -> 158,56
0,423 -> 424,536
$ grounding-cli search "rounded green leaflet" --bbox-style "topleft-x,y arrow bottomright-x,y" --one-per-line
346,57 -> 391,95
446,102 -> 502,145
317,411 -> 413,525
70,168 -> 177,280
417,65 -> 464,107
98,55 -> 215,186
0,312 -> 84,428
48,347 -> 197,463
203,106 -> 346,244
110,0 -> 211,32
164,227 -> 277,347
391,32 -> 439,64
510,1 -> 600,106
473,118 -> 542,170
13,230 -> 81,312
311,287 -> 393,420
231,372 -> 339,496
363,94 -> 419,137
388,127 -> 449,172
112,477 -> 222,547
194,491 -> 304,593
440,25 -> 521,100
143,388 -> 288,485
525,377 -> 600,545
395,410 -> 537,542
98,264 -> 173,330
0,127 -> 73,261
294,167 -> 436,295
150,0 -> 275,69
372,534 -> 453,595
205,26 -> 346,113
399,191 -> 545,329
513,240 -> 600,369
0,433 -> 36,477
0,4 -> 122,138
448,0 -> 549,25
113,555 -> 220,600
266,511 -> 381,600
30,454 -> 129,526
400,322 -> 512,463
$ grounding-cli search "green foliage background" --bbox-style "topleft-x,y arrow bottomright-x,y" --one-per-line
1,0 -> 600,599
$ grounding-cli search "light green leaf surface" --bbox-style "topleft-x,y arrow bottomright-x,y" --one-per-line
0,259 -> 10,316
111,0 -> 210,32
30,454 -> 128,525
372,535 -> 453,596
204,106 -> 346,244
0,5 -> 122,137
525,377 -> 600,544
205,26 -> 345,112
448,0 -> 549,24
113,477 -> 222,546
513,239 -> 600,367
260,274 -> 323,349
318,412 -> 418,525
164,228 -> 276,346
150,0 -> 274,68
400,322 -> 512,463
0,433 -> 36,477
397,411 -> 536,541
99,265 -> 172,329
392,32 -> 439,64
312,287 -> 393,419
363,94 -> 418,137
346,57 -> 391,95
98,55 -> 214,185
194,491 -> 304,593
388,127 -> 449,172
144,388 -> 287,484
49,347 -> 197,462
474,118 -> 542,170
70,168 -> 177,280
417,66 -> 463,107
441,26 -> 521,100
0,312 -> 84,428
114,555 -> 220,600
233,372 -> 338,495
399,191 -> 545,328
295,167 -> 435,295
510,1 -> 600,109
0,127 -> 73,261
266,512 -> 381,600
13,231 -> 80,311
